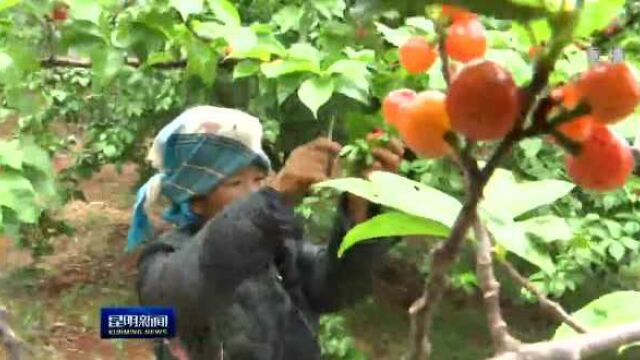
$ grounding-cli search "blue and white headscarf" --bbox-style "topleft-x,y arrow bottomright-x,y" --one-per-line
126,106 -> 271,252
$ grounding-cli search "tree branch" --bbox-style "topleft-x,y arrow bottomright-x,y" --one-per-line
408,176 -> 485,360
407,7 -> 579,359
40,56 -> 187,69
436,18 -> 451,86
488,322 -> 640,360
473,217 -> 521,353
498,259 -> 587,334
407,37 -> 564,359
0,306 -> 25,360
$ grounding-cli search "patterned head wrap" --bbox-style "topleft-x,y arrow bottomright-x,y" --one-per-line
126,106 -> 271,251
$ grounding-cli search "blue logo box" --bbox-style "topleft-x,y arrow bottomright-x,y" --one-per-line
100,306 -> 176,339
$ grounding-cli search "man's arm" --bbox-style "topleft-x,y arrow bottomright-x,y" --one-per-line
296,195 -> 399,314
136,187 -> 294,321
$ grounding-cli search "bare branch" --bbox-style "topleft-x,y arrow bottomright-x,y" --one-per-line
473,218 -> 521,353
409,295 -> 431,359
488,322 -> 640,360
0,306 -> 25,360
498,259 -> 587,334
40,56 -> 187,69
408,176 -> 487,360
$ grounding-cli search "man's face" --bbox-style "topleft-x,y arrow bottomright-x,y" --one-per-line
191,166 -> 268,219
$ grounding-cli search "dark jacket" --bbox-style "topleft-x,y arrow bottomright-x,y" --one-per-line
136,187 -> 395,360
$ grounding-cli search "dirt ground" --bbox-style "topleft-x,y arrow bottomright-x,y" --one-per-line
0,161 -> 155,359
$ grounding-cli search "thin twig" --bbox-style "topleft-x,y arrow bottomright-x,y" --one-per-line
473,217 -> 521,353
522,102 -> 592,138
445,132 -> 481,181
488,322 -> 640,360
499,260 -> 587,334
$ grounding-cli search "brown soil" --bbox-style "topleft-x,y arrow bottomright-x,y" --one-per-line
0,162 -> 155,359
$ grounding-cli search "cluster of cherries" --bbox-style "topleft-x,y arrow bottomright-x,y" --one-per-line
383,5 -> 640,192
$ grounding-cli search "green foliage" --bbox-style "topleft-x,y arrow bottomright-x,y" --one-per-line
315,171 -> 462,228
0,135 -> 57,243
339,211 -> 449,257
480,169 -> 575,273
554,291 -> 640,339
319,314 -> 367,360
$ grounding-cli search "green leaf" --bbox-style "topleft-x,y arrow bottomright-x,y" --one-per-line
230,29 -> 286,60
186,39 -> 217,86
374,22 -> 411,47
273,5 -> 303,33
18,137 -> 51,174
261,59 -> 320,78
209,0 -> 241,26
328,59 -> 370,94
371,171 -> 461,227
339,212 -> 449,257
4,87 -> 47,116
313,0 -> 346,19
554,291 -> 640,339
61,21 -> 107,55
190,21 -> 230,40
0,0 -> 20,12
405,16 -> 434,33
485,49 -> 532,86
12,44 -> 39,69
512,19 -> 552,46
427,58 -> 447,91
552,44 -> 590,83
315,171 -> 462,228
621,237 -> 639,251
91,49 -> 123,88
484,213 -> 556,273
171,0 -> 204,21
0,50 -> 15,84
482,168 -> 575,219
69,0 -> 102,23
297,76 -> 334,118
276,76 -> 304,104
575,0 -> 625,38
517,215 -> 573,242
0,171 -> 35,213
233,60 -> 260,79
327,59 -> 369,78
0,140 -> 23,170
334,76 -> 370,104
608,241 -> 626,262
288,43 -> 322,66
0,45 -> 39,83
344,48 -> 375,64
226,27 -> 258,54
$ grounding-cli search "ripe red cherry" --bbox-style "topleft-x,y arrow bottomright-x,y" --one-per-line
565,123 -> 634,192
